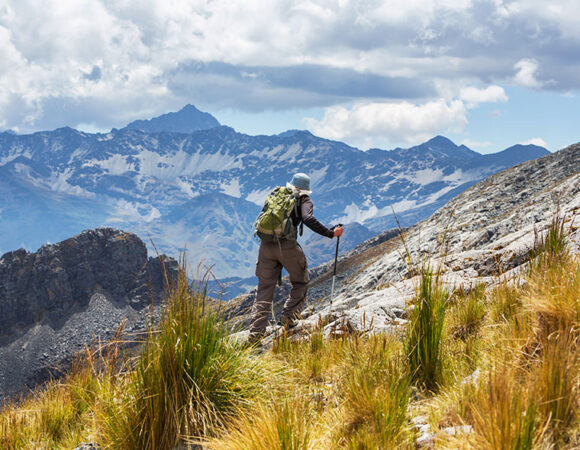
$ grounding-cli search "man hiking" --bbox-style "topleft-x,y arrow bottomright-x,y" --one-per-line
248,172 -> 343,344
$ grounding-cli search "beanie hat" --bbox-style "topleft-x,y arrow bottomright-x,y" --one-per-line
290,173 -> 311,191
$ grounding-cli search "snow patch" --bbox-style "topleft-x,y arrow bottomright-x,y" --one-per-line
308,166 -> 328,188
402,168 -> 443,185
138,149 -> 241,180
106,200 -> 161,224
336,198 -> 424,225
379,179 -> 397,192
280,143 -> 302,161
0,148 -> 32,165
13,164 -> 95,198
176,178 -> 199,198
220,178 -> 241,198
336,203 -> 380,224
390,199 -> 419,213
93,154 -> 134,175
246,187 -> 273,206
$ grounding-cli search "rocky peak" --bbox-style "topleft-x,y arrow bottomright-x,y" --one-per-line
124,104 -> 221,134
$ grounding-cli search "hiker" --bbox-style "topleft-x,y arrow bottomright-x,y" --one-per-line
248,173 -> 343,343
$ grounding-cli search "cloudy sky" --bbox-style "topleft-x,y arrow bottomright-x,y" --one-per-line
1,0 -> 579,152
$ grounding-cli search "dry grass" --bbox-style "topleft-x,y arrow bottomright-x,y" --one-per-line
206,396 -> 326,450
469,362 -> 542,450
336,336 -> 412,448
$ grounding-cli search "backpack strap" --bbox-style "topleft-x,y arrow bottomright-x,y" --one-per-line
297,196 -> 305,236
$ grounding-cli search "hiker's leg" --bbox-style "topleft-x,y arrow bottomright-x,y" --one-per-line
249,242 -> 282,338
280,242 -> 309,320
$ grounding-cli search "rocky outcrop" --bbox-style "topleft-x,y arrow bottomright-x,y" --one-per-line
0,228 -> 177,400
322,142 -> 580,334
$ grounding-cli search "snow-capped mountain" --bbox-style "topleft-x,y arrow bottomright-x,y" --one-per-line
0,105 -> 549,278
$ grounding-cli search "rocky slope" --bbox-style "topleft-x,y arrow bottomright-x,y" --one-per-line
0,228 -> 178,401
228,142 -> 580,340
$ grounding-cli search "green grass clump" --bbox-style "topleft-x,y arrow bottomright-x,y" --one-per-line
529,214 -> 569,271
405,265 -> 448,392
102,267 -> 270,449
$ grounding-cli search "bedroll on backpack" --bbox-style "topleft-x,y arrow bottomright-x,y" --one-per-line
255,187 -> 298,242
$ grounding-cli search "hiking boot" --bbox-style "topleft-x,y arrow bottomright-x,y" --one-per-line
277,315 -> 297,328
245,333 -> 263,348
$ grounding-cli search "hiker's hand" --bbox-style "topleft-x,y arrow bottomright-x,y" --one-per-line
333,226 -> 344,238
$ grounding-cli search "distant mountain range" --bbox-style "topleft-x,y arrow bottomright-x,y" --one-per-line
0,105 -> 549,279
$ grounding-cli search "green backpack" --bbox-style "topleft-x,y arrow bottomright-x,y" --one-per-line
255,187 -> 300,242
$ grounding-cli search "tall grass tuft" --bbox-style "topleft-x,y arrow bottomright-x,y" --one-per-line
272,324 -> 346,383
449,284 -> 486,341
534,333 -> 578,445
527,259 -> 579,342
524,219 -> 579,445
470,363 -> 542,450
338,335 -> 411,448
102,262 -> 269,449
207,397 -> 320,450
529,214 -> 569,271
405,265 -> 448,392
0,381 -> 92,450
489,279 -> 522,324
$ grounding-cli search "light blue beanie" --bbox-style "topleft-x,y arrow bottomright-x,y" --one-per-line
290,173 -> 311,191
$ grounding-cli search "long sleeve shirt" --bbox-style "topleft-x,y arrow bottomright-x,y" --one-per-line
294,196 -> 334,239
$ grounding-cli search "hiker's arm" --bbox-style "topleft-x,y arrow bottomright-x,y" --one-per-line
300,197 -> 334,238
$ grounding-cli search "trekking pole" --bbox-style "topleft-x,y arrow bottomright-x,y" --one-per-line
329,224 -> 343,311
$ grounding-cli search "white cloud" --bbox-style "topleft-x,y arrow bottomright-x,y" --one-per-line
1,0 -> 579,132
306,99 -> 468,149
519,137 -> 549,148
513,58 -> 544,89
459,85 -> 508,105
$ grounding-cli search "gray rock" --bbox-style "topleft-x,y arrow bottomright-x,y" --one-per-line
74,444 -> 102,450
0,228 -> 177,401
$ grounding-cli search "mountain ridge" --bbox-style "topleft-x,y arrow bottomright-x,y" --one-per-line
0,105 -> 550,277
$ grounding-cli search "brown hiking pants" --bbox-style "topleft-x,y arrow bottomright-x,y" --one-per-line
249,239 -> 309,337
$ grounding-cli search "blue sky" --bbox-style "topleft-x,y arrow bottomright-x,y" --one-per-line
1,0 -> 579,153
